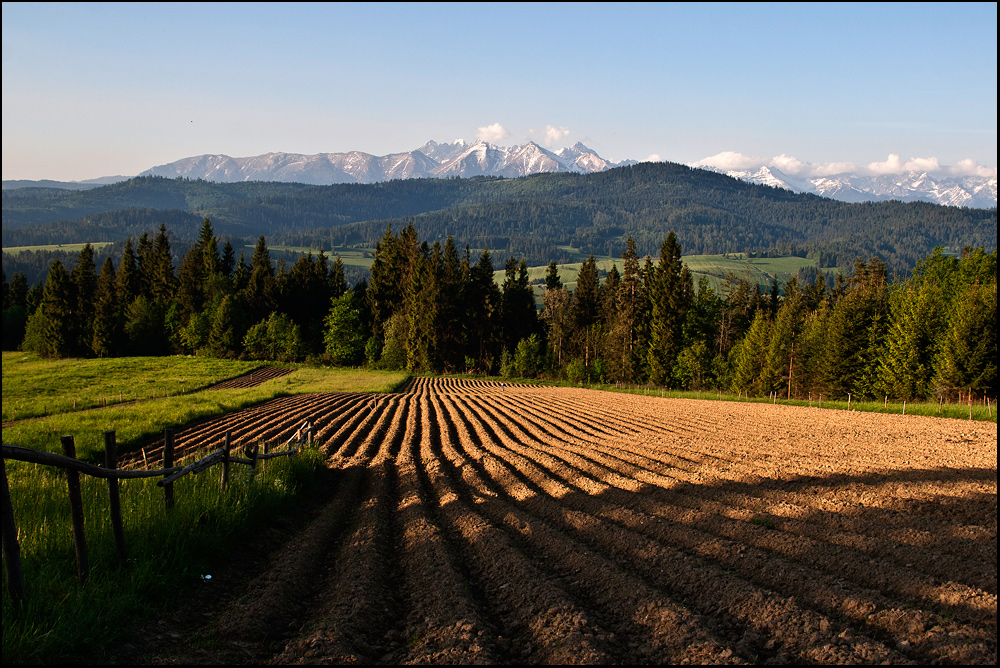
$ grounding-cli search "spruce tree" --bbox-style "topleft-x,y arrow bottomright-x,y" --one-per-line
71,243 -> 97,355
38,261 -> 75,358
616,237 -> 646,380
647,232 -> 688,385
545,260 -> 563,290
934,281 -> 997,398
91,257 -> 119,357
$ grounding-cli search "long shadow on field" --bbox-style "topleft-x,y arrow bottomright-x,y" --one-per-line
583,464 -> 997,618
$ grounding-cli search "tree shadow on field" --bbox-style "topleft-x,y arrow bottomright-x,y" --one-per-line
585,464 -> 997,619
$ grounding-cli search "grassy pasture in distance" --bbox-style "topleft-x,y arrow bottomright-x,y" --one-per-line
501,251 -> 830,297
2,241 -> 113,256
1,353 -> 262,422
1,358 -> 408,664
246,244 -> 376,269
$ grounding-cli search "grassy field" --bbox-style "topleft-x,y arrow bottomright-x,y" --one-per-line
246,244 -> 376,269
2,355 -> 407,460
1,357 -> 408,663
501,251 -> 831,297
2,242 -> 113,256
1,353 -> 264,422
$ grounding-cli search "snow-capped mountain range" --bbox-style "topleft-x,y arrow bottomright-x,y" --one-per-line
8,140 -> 994,209
695,164 -> 997,209
138,140 -> 632,184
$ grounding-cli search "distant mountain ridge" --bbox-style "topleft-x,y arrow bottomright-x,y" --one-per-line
695,164 -> 997,209
5,141 -> 996,208
134,139 -> 633,185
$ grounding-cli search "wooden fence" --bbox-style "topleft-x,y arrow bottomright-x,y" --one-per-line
1,421 -> 313,612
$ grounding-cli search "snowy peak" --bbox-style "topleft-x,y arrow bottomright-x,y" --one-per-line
140,140 -> 626,184
697,164 -> 997,208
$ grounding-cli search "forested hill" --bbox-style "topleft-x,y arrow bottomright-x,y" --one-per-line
4,163 -> 996,274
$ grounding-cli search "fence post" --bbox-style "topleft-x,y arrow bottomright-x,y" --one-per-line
60,435 -> 89,583
163,428 -> 175,511
1,455 -> 28,612
104,430 -> 128,567
221,432 -> 231,490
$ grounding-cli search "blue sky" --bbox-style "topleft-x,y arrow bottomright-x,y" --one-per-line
2,2 -> 996,181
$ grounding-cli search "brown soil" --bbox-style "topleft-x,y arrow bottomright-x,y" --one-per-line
117,378 -> 997,665
206,367 -> 295,391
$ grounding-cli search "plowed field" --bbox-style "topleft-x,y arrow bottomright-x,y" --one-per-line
132,377 -> 997,665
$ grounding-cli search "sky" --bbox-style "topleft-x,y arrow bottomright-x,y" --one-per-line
2,2 -> 997,182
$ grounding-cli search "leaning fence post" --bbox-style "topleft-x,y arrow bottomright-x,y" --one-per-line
163,428 -> 175,511
60,435 -> 89,584
1,454 -> 28,612
104,431 -> 128,567
221,432 -> 231,489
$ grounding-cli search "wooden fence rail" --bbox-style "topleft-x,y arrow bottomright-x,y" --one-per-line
1,421 -> 312,612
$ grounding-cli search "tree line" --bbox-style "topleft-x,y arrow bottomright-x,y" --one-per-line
6,167 -> 996,277
2,220 -> 995,402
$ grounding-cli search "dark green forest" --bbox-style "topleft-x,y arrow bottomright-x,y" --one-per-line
3,219 -> 995,403
4,164 -> 996,276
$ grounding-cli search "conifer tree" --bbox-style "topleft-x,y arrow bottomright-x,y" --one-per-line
328,255 -> 347,299
600,264 -> 620,327
647,232 -> 689,385
934,281 -> 997,398
545,260 -> 563,290
730,310 -> 772,395
465,249 -> 501,372
116,238 -> 140,306
500,256 -> 538,354
761,291 -> 804,397
243,235 -> 276,326
616,237 -> 646,380
221,240 -> 236,278
71,243 -> 97,355
149,224 -> 175,306
91,257 -> 119,357
820,258 -> 889,399
406,247 -> 440,372
209,295 -> 238,357
436,237 -> 465,372
877,280 -> 946,400
36,261 -> 75,358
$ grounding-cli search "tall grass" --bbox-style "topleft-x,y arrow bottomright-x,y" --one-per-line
2,359 -> 409,663
2,448 -> 323,663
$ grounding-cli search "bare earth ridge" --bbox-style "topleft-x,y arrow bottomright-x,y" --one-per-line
120,377 -> 997,665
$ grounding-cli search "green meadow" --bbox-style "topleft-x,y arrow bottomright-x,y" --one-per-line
1,357 -> 408,663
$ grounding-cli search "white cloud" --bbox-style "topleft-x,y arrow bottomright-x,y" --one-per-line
543,125 -> 570,147
866,154 -> 904,174
690,151 -> 764,171
865,154 -> 942,175
476,122 -> 509,144
809,160 -> 858,177
950,159 -> 997,178
769,154 -> 809,176
644,153 -> 662,163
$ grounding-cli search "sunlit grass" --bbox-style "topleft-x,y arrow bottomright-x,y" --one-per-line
1,359 -> 408,663
2,358 -> 408,461
1,352 -> 263,421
